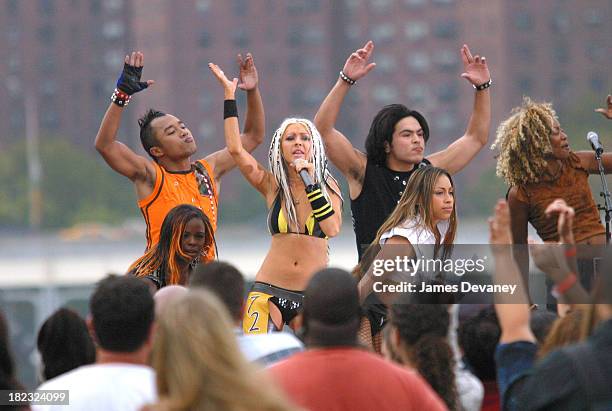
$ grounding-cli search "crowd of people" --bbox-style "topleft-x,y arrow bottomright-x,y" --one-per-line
1,39 -> 612,410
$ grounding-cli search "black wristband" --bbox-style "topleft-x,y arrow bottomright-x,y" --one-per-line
305,182 -> 320,195
110,88 -> 131,107
306,184 -> 335,222
224,100 -> 238,119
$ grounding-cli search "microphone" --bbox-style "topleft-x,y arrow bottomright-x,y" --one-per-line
299,169 -> 314,188
587,131 -> 604,155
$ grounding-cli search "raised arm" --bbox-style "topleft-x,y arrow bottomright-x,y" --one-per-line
208,63 -> 272,197
575,150 -> 612,174
358,236 -> 415,305
314,41 -> 375,194
206,54 -> 265,180
576,94 -> 612,174
507,186 -> 531,285
238,53 -> 265,153
530,200 -> 590,307
489,200 -> 535,344
94,52 -> 155,185
428,45 -> 491,175
575,98 -> 612,172
323,180 -> 343,238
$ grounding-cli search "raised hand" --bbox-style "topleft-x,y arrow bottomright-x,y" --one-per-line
237,53 -> 258,91
545,199 -> 575,244
595,94 -> 612,119
208,63 -> 238,98
460,44 -> 490,87
117,51 -> 154,95
529,239 -> 571,280
489,200 -> 513,246
341,40 -> 376,82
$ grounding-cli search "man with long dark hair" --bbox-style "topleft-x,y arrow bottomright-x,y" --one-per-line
315,41 -> 491,260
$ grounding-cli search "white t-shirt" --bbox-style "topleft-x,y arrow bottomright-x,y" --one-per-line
237,329 -> 304,366
32,363 -> 156,411
379,218 -> 449,281
380,218 -> 448,251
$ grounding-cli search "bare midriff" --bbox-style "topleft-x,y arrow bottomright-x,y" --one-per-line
255,234 -> 328,291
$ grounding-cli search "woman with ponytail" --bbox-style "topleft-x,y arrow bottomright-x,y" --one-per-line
128,204 -> 216,290
389,303 -> 459,411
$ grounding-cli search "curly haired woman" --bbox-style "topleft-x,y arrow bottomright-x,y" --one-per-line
493,96 -> 612,244
492,96 -> 611,282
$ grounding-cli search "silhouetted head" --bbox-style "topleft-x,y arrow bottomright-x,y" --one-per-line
302,268 -> 361,347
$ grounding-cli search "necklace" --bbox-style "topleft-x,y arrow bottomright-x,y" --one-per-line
292,192 -> 304,205
289,183 -> 305,205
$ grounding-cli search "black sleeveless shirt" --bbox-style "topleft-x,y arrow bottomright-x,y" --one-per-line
351,159 -> 431,260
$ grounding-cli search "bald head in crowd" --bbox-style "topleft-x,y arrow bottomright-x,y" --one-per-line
154,285 -> 188,317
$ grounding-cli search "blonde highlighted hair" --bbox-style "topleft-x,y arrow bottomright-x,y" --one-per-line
149,290 -> 296,411
491,97 -> 559,186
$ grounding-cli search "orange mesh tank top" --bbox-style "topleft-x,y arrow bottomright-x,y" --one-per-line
138,159 -> 218,260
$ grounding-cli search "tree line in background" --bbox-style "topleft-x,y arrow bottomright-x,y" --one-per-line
0,94 -> 608,230
0,138 -> 137,229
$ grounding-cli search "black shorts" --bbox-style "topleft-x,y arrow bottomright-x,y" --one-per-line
243,282 -> 304,334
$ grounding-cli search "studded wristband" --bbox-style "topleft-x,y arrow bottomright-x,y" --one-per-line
473,78 -> 492,91
339,70 -> 356,86
110,88 -> 131,107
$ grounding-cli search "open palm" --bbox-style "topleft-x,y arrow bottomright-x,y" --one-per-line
237,53 -> 258,91
595,95 -> 612,119
208,63 -> 238,94
460,44 -> 490,86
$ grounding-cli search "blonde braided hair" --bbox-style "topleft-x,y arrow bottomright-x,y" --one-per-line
268,118 -> 333,231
